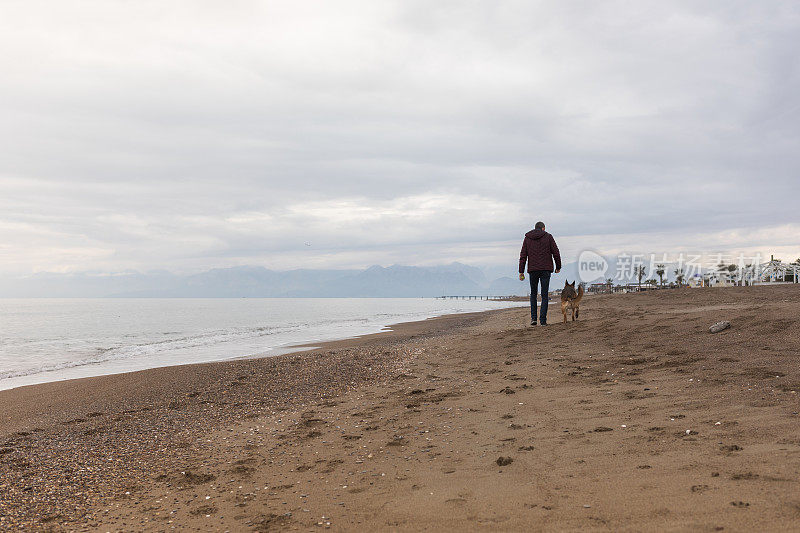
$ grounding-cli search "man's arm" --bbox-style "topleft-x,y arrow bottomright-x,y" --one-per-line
550,236 -> 562,272
519,239 -> 528,279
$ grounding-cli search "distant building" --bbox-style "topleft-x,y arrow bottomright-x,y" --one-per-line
685,255 -> 800,287
624,281 -> 658,292
588,282 -> 613,294
688,274 -> 705,288
752,256 -> 800,285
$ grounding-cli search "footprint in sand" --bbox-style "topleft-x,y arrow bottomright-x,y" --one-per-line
189,504 -> 217,516
229,458 -> 255,476
300,413 -> 326,427
319,459 -> 343,474
252,513 -> 292,530
731,472 -> 759,480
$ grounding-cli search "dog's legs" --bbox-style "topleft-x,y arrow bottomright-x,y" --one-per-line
561,302 -> 568,323
575,307 -> 579,320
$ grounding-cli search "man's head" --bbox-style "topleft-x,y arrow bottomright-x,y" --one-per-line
535,221 -> 545,231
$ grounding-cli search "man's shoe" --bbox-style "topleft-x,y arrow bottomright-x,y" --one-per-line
539,322 -> 548,326
530,320 -> 537,326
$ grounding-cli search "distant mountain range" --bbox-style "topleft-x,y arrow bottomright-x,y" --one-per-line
0,263 -> 537,298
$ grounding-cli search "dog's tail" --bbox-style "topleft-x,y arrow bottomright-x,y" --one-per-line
575,285 -> 584,304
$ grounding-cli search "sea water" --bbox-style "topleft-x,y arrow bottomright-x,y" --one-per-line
0,298 -> 523,391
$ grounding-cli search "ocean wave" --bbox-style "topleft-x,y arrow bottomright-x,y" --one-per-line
0,300 -> 523,386
0,323 -> 303,381
0,316 -> 393,382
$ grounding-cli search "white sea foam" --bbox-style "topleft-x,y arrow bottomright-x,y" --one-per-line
0,298 -> 522,391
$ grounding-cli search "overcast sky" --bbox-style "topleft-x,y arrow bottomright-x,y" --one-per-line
0,1 -> 798,276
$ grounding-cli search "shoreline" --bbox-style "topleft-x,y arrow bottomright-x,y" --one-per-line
0,300 -> 524,394
0,304 -> 510,530
0,307 -> 507,436
1,285 -> 799,531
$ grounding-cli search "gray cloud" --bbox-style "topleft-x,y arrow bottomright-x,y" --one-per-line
0,1 -> 798,275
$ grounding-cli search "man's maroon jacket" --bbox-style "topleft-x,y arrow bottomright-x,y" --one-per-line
519,229 -> 562,273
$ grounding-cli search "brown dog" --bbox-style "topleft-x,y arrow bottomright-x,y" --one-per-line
560,280 -> 584,323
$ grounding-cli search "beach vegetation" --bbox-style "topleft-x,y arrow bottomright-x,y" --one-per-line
674,268 -> 685,287
634,265 -> 647,290
655,264 -> 666,286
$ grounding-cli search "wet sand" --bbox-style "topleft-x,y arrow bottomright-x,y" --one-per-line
1,285 -> 800,531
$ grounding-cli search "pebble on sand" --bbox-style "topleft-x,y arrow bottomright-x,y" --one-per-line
496,456 -> 513,466
709,321 -> 731,333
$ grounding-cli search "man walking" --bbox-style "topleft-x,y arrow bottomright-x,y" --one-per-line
519,221 -> 561,326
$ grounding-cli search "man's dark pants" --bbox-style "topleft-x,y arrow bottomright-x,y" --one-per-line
529,270 -> 551,324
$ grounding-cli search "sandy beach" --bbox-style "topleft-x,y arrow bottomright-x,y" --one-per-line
1,285 -> 800,531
